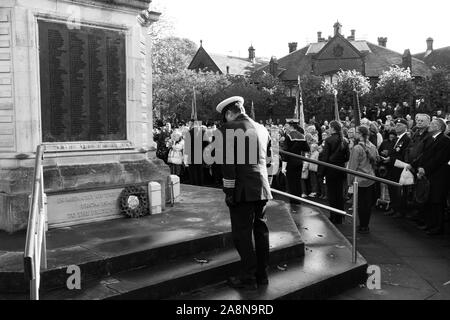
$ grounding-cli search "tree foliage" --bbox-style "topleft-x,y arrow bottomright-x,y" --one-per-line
333,69 -> 371,106
376,66 -> 414,104
153,70 -> 230,121
416,68 -> 450,113
152,37 -> 198,75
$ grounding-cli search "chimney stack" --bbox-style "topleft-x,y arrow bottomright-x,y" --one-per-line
248,45 -> 255,62
377,37 -> 387,47
269,56 -> 278,77
288,42 -> 298,53
347,29 -> 356,41
402,49 -> 412,71
426,37 -> 434,55
317,31 -> 323,42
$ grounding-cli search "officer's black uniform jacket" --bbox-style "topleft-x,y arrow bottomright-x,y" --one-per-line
281,130 -> 310,168
220,114 -> 273,203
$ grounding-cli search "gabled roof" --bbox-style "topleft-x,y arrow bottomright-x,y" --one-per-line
256,45 -> 313,81
209,53 -> 269,76
187,45 -> 269,76
414,46 -> 450,69
256,37 -> 431,81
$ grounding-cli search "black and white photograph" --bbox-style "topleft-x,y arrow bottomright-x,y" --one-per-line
0,0 -> 450,308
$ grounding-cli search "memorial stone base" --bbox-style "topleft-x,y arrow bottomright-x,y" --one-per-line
0,150 -> 170,233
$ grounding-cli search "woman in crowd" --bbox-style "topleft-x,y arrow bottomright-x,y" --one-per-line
167,130 -> 185,176
347,126 -> 379,234
319,120 -> 350,224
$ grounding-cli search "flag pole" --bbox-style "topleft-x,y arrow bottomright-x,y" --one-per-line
353,82 -> 361,126
333,89 -> 340,121
191,86 -> 197,121
297,75 -> 305,130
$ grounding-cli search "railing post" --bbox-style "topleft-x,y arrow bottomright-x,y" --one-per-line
42,192 -> 48,270
352,180 -> 359,264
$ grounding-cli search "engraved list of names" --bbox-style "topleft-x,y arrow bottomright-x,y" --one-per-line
38,21 -> 126,142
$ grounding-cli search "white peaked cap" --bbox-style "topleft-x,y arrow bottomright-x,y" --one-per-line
216,96 -> 244,113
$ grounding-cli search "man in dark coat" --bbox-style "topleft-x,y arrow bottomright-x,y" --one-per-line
318,120 -> 350,224
185,121 -> 209,186
411,118 -> 450,235
382,118 -> 411,218
216,96 -> 273,290
280,122 -> 310,204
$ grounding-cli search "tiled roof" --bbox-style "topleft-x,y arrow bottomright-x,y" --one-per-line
209,53 -> 269,76
364,42 -> 431,78
256,39 -> 431,81
413,46 -> 450,69
306,43 -> 326,55
351,40 -> 371,52
257,45 -> 313,81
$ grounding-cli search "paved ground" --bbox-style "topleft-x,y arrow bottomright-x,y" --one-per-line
330,205 -> 450,300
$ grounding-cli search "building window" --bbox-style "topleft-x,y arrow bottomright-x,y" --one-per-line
323,74 -> 338,85
38,20 -> 127,142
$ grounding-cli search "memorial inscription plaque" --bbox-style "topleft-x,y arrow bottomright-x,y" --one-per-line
38,20 -> 126,142
47,188 -> 125,228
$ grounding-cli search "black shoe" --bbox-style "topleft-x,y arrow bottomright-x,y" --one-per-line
256,277 -> 269,286
417,224 -> 428,231
227,276 -> 257,290
255,271 -> 269,286
426,228 -> 444,236
393,212 -> 404,219
357,226 -> 370,234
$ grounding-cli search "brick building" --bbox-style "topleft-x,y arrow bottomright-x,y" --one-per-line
259,22 -> 431,97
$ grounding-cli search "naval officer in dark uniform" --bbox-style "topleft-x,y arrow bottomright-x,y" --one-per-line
217,96 -> 273,290
281,121 -> 310,203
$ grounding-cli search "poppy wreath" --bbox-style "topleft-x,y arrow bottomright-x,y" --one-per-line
119,186 -> 149,218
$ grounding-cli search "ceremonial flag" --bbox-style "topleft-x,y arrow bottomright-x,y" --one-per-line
352,82 -> 361,126
250,100 -> 256,120
295,75 -> 305,130
191,87 -> 198,121
333,89 -> 340,121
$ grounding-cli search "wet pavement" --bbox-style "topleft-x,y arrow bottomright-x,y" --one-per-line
172,202 -> 367,300
330,204 -> 450,300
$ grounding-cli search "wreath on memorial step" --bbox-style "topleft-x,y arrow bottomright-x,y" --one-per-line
119,186 -> 149,218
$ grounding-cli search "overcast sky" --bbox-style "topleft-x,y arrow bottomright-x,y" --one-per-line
152,0 -> 449,59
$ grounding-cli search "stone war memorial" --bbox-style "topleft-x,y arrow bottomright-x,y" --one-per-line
0,0 -> 170,233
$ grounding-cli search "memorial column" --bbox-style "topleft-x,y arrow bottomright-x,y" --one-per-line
137,6 -> 159,151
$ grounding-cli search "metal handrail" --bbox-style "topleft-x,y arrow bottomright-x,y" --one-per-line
23,144 -> 47,300
271,184 -> 359,264
274,148 -> 403,188
271,189 -> 350,217
271,146 -> 398,264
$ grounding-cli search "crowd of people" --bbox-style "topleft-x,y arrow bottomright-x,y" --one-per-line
153,105 -> 450,236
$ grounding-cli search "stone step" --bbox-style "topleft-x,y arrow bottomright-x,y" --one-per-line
169,202 -> 370,300
0,185 -> 304,296
170,252 -> 367,300
0,230 -> 234,293
2,236 -> 304,300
